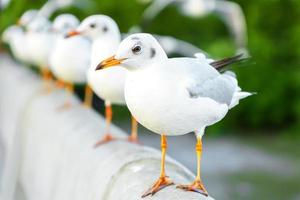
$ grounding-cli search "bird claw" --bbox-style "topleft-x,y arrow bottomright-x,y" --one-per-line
142,176 -> 174,198
94,134 -> 115,147
176,180 -> 208,196
57,101 -> 72,111
127,136 -> 141,144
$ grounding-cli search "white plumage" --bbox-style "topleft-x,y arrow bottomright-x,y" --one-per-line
26,16 -> 56,70
2,26 -> 29,63
70,15 -> 139,144
107,33 -> 252,138
49,14 -> 91,84
2,10 -> 38,64
76,15 -> 127,105
96,33 -> 253,197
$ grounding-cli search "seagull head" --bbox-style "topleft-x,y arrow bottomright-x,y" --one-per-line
65,15 -> 120,40
96,33 -> 168,71
52,14 -> 79,34
2,25 -> 23,44
27,16 -> 52,33
17,9 -> 38,28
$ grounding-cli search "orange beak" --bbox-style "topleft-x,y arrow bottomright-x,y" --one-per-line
64,30 -> 81,38
95,56 -> 126,70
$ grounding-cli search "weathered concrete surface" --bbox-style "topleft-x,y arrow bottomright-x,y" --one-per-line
0,54 -> 214,200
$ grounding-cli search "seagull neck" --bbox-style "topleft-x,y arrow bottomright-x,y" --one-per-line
92,32 -> 121,43
38,1 -> 58,18
90,36 -> 120,68
92,36 -> 120,52
154,44 -> 168,60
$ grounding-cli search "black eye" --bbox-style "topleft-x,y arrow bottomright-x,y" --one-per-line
103,26 -> 108,32
90,23 -> 96,28
132,45 -> 141,54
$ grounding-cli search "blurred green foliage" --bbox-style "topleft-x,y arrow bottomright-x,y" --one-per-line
1,0 -> 299,135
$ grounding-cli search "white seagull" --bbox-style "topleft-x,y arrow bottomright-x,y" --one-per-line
65,15 -> 139,145
1,10 -> 38,64
50,14 -> 91,108
26,16 -> 56,88
96,33 -> 253,197
17,9 -> 39,27
2,25 -> 26,62
139,0 -> 248,53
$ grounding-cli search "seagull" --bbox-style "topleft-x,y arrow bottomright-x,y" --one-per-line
139,0 -> 248,54
1,10 -> 38,64
26,16 -> 56,90
15,10 -> 39,64
96,33 -> 253,197
17,9 -> 39,27
49,14 -> 91,108
65,15 -> 139,145
2,25 -> 20,45
1,25 -> 27,62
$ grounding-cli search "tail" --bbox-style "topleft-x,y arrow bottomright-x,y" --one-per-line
229,91 -> 254,109
210,54 -> 248,71
223,71 -> 255,109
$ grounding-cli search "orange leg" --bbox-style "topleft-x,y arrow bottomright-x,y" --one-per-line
128,116 -> 139,143
55,79 -> 65,89
142,135 -> 174,197
94,103 -> 115,147
83,85 -> 93,108
41,67 -> 53,92
177,138 -> 208,196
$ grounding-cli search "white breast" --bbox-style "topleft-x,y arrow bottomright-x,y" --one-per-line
87,66 -> 127,105
10,33 -> 29,64
87,38 -> 126,105
125,67 -> 228,136
27,32 -> 56,69
50,36 -> 91,84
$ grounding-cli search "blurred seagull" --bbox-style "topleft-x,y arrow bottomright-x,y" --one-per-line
50,14 -> 91,108
96,33 -> 253,197
2,25 -> 27,63
2,25 -> 20,45
17,9 -> 39,27
1,10 -> 38,64
139,0 -> 248,53
26,16 -> 56,90
65,15 -> 139,145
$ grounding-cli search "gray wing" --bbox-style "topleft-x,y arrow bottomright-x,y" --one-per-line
186,73 -> 236,106
167,58 -> 236,105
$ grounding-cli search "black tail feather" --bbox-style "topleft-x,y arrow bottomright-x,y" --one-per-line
210,54 -> 248,71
